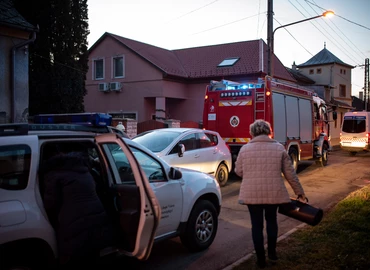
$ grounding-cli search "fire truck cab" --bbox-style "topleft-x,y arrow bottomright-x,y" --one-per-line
202,76 -> 331,171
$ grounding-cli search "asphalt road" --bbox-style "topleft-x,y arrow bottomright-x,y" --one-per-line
100,148 -> 370,270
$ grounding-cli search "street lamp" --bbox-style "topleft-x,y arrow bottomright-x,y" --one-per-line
268,10 -> 334,76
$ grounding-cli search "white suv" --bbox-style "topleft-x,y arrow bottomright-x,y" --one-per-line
0,114 -> 221,270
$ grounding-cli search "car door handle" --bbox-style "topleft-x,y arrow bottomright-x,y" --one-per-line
194,154 -> 200,158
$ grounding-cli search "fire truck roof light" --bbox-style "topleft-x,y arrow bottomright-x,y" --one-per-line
33,113 -> 112,127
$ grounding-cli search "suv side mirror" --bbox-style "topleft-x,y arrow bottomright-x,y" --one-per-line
332,111 -> 337,120
169,167 -> 182,180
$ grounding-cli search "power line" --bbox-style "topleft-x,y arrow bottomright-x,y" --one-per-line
191,13 -> 262,36
302,0 -> 364,65
273,18 -> 313,56
307,0 -> 366,63
286,0 -> 358,66
256,0 -> 262,39
304,0 -> 370,31
166,0 -> 221,24
33,53 -> 86,73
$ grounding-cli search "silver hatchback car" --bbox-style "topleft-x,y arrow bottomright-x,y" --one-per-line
133,128 -> 232,186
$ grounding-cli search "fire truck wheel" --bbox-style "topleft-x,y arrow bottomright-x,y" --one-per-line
215,164 -> 228,187
320,144 -> 328,166
316,144 -> 329,167
288,148 -> 298,172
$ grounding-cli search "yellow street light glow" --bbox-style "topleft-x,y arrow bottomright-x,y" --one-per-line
323,10 -> 334,17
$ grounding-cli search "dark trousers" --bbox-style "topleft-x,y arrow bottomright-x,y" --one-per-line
247,204 -> 279,255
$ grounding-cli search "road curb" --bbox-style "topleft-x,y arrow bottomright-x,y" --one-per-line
221,223 -> 306,270
221,199 -> 342,270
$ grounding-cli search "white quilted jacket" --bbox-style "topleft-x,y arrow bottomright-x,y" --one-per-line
235,135 -> 305,205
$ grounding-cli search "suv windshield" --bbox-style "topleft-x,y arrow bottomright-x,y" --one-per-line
342,116 -> 366,133
133,130 -> 181,152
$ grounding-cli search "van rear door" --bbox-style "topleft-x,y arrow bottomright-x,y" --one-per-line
340,114 -> 369,151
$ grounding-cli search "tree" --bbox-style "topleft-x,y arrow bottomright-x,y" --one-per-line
13,0 -> 89,115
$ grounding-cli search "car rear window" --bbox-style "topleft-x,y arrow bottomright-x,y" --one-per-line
200,132 -> 218,148
342,116 -> 366,133
0,144 -> 31,190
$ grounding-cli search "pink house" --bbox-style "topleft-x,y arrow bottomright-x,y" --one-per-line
85,32 -> 295,124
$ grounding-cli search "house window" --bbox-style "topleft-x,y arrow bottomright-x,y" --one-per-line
113,56 -> 125,78
339,84 -> 346,97
343,69 -> 346,75
218,57 -> 239,67
94,59 -> 104,80
309,69 -> 314,75
110,112 -> 137,120
316,68 -> 322,74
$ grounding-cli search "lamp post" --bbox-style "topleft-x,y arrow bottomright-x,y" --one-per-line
268,10 -> 334,76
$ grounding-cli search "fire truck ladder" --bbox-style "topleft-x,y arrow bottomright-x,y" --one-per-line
254,87 -> 266,120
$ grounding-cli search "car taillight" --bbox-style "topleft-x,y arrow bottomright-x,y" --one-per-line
367,133 -> 370,143
226,143 -> 231,153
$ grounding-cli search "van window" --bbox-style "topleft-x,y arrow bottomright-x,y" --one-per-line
342,116 -> 366,133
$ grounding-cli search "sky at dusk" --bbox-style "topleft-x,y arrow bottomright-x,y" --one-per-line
87,0 -> 370,97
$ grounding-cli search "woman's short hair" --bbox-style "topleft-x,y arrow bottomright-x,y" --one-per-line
249,119 -> 272,137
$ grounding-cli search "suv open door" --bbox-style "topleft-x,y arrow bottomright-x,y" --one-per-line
95,134 -> 161,260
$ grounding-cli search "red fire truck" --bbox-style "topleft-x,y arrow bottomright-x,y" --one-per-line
202,76 -> 331,171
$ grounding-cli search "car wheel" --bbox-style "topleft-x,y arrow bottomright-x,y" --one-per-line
350,152 -> 357,156
215,164 -> 228,187
288,148 -> 298,172
180,200 -> 218,252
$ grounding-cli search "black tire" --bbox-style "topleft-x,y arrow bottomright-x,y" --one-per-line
319,144 -> 328,167
215,164 -> 228,187
288,148 -> 298,172
180,200 -> 218,252
350,152 -> 357,156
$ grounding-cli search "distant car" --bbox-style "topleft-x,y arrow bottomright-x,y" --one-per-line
133,128 -> 232,186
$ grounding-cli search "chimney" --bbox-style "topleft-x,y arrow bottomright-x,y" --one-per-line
359,91 -> 363,100
292,61 -> 297,71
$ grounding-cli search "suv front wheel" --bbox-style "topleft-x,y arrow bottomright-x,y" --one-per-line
180,200 -> 218,252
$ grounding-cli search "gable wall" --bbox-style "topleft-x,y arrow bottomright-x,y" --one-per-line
85,36 -> 166,121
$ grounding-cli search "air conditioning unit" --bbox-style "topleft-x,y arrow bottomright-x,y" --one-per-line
98,82 -> 109,92
110,82 -> 122,92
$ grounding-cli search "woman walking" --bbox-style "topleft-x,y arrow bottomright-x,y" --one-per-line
235,119 -> 306,268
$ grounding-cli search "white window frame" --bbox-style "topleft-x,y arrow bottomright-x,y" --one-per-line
112,55 -> 125,79
109,111 -> 137,120
93,58 -> 105,80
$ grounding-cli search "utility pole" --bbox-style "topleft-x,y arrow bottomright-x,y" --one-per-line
267,0 -> 273,76
364,58 -> 369,111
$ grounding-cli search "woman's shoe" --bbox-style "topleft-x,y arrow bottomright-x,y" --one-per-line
257,258 -> 266,268
268,252 -> 278,264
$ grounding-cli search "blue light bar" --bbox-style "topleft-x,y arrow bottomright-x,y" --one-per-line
33,113 -> 112,126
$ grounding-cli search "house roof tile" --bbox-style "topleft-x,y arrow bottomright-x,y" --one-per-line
90,32 -> 296,82
297,46 -> 354,68
0,0 -> 38,32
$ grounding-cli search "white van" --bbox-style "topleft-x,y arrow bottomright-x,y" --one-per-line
340,111 -> 370,156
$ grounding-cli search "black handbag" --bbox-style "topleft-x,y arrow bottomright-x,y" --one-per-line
278,197 -> 323,226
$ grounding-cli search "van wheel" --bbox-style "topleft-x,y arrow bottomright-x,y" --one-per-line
180,200 -> 218,252
350,152 -> 357,156
288,148 -> 298,172
215,164 -> 228,187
